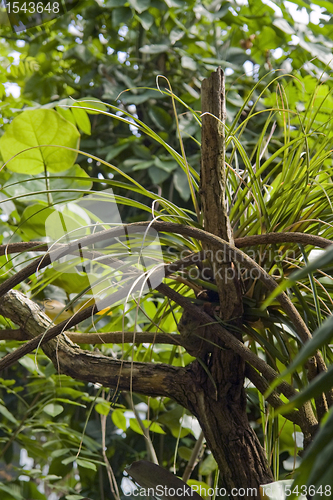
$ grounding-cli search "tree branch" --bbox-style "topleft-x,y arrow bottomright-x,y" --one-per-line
235,232 -> 332,249
0,222 -> 326,375
2,231 -> 331,257
0,278 -> 319,434
0,248 -> 203,371
0,290 -> 189,404
0,328 -> 184,346
158,282 -> 318,435
201,67 -> 242,320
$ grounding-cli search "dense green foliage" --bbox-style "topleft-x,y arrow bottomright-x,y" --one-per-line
1,1 -> 333,499
1,0 -> 333,205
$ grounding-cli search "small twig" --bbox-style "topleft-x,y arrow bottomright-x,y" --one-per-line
0,328 -> 184,346
100,390 -> 121,500
182,431 -> 205,483
124,393 -> 158,465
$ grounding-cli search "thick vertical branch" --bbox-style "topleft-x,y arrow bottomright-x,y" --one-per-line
199,68 -> 273,497
201,67 -> 232,243
200,67 -> 242,320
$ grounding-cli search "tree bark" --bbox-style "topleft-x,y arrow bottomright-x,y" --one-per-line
0,290 -> 189,406
198,68 -> 273,497
185,361 -> 273,497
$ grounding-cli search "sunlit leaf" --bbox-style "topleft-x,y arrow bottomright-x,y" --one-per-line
0,109 -> 80,174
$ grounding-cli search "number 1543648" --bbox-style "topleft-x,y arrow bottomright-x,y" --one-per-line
6,2 -> 60,14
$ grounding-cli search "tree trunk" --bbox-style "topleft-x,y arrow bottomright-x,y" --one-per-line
183,357 -> 273,499
197,68 -> 274,498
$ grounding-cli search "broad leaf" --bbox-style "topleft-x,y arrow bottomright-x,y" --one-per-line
0,109 -> 80,174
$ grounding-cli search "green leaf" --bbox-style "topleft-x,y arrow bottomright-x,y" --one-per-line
187,480 -> 212,499
76,458 -> 97,471
0,403 -> 19,424
43,268 -> 91,295
112,409 -> 127,431
3,163 -> 92,205
157,407 -> 190,438
19,204 -> 55,240
18,356 -> 38,373
129,0 -> 150,13
263,245 -> 333,307
44,205 -> 90,242
173,167 -> 191,201
56,106 -> 76,126
71,105 -> 91,135
105,0 -> 124,5
61,456 -> 76,465
75,97 -> 107,115
198,453 -> 217,476
148,105 -> 172,131
170,28 -> 184,45
178,446 -> 192,460
0,109 -> 80,174
137,11 -> 154,29
95,401 -> 111,416
149,422 -> 166,434
66,496 -> 88,500
50,448 -> 71,458
63,45 -> 94,64
276,314 -> 333,385
112,7 -> 132,26
54,398 -> 86,408
181,56 -> 197,71
139,44 -> 170,54
120,89 -> 164,105
0,484 -> 23,500
290,407 -> 333,498
148,166 -> 170,184
129,418 -> 165,435
273,18 -> 295,36
164,0 -> 184,6
43,403 -> 64,417
278,366 -> 333,414
154,157 -> 178,172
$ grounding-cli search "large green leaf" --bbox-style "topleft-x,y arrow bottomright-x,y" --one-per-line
19,203 -> 56,240
3,164 -> 92,204
0,109 -> 80,174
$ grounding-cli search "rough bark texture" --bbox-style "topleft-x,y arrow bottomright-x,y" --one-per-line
200,67 -> 242,320
0,290 -> 190,407
184,362 -> 273,495
198,68 -> 273,497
